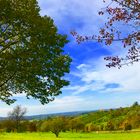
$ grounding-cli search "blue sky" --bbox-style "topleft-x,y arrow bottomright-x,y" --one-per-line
0,0 -> 140,117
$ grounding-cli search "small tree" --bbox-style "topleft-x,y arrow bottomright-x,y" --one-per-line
124,123 -> 132,131
1,120 -> 15,132
105,121 -> 115,131
68,118 -> 85,132
74,119 -> 85,132
8,105 -> 27,132
132,101 -> 139,107
40,120 -> 51,132
28,121 -> 37,132
85,123 -> 98,132
68,119 -> 76,132
49,117 -> 65,138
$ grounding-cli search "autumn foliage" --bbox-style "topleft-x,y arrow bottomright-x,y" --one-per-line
71,0 -> 140,68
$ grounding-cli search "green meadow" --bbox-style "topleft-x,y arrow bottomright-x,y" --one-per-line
0,132 -> 140,140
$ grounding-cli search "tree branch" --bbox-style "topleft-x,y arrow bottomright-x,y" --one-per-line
0,71 -> 17,88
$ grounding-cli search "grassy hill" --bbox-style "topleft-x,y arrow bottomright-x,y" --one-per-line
71,102 -> 140,131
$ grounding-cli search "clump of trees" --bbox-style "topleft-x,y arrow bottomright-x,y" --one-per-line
0,102 -> 139,137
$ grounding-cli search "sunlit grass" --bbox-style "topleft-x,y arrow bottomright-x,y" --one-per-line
0,132 -> 140,140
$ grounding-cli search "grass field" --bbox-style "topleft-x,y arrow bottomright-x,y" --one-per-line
0,132 -> 140,140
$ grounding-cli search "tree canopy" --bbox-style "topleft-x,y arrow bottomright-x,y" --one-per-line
0,0 -> 71,104
71,0 -> 140,68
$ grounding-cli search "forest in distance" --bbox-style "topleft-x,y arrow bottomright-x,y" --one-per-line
0,102 -> 140,137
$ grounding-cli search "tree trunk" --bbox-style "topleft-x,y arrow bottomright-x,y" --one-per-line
55,132 -> 59,138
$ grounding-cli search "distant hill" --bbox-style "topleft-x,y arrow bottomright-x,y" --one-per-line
0,110 -> 95,120
25,110 -> 94,120
0,117 -> 5,120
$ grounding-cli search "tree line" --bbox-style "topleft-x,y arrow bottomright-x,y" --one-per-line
0,102 -> 140,137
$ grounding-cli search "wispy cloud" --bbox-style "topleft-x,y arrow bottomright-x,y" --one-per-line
64,57 -> 140,95
38,0 -> 110,33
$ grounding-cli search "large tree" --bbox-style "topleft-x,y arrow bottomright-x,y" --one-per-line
71,0 -> 140,68
0,0 -> 71,104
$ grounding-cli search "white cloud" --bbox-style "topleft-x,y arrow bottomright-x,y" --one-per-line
1,86 -> 140,117
70,60 -> 140,95
0,107 -> 11,117
26,92 -> 140,116
38,0 -> 111,33
77,64 -> 88,70
0,95 -> 95,116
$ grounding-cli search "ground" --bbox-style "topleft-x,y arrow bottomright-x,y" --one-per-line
0,132 -> 140,140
